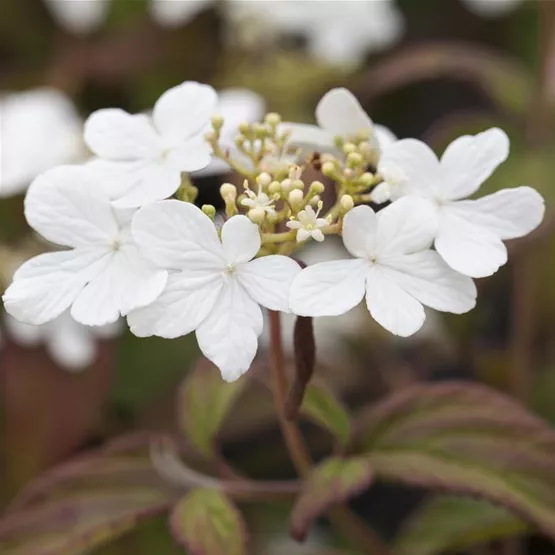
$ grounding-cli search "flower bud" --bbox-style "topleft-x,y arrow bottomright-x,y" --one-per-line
333,135 -> 344,149
280,178 -> 293,194
211,114 -> 224,129
347,152 -> 364,167
340,194 -> 354,212
220,183 -> 237,201
343,142 -> 356,154
268,181 -> 282,195
343,168 -> 354,179
309,180 -> 325,195
252,122 -> 268,139
248,207 -> 266,224
202,204 -> 216,219
239,122 -> 251,135
360,172 -> 375,187
234,134 -> 247,149
265,112 -> 281,126
309,195 -> 321,206
256,172 -> 272,187
322,161 -> 337,177
288,189 -> 304,209
292,179 -> 305,190
359,141 -> 372,155
288,164 -> 302,181
204,130 -> 216,142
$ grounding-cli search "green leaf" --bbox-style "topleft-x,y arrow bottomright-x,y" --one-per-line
179,359 -> 246,457
301,384 -> 351,446
394,495 -> 528,555
290,456 -> 374,541
169,489 -> 246,555
353,382 -> 555,540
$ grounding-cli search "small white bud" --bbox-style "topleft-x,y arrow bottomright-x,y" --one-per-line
347,152 -> 364,167
239,122 -> 251,135
288,189 -> 304,209
322,162 -> 337,177
343,142 -> 357,154
360,172 -> 375,187
248,207 -> 266,224
265,112 -> 281,126
370,182 -> 392,204
202,205 -> 216,219
204,130 -> 216,142
268,181 -> 281,195
310,195 -> 321,206
340,194 -> 354,212
256,172 -> 272,187
280,178 -> 293,193
211,114 -> 224,129
309,180 -> 325,195
220,183 -> 237,201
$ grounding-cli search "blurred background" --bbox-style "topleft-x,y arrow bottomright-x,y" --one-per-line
1,0 -> 554,553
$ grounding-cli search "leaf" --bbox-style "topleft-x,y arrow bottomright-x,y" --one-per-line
394,495 -> 528,555
179,359 -> 246,458
169,489 -> 246,555
290,456 -> 374,542
301,384 -> 351,447
352,382 -> 555,540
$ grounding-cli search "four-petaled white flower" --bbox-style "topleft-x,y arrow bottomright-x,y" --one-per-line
290,198 -> 477,338
377,128 -> 546,278
0,88 -> 83,197
85,81 -> 217,208
3,166 -> 168,326
285,88 -> 397,160
127,201 -> 301,381
241,185 -> 277,218
4,310 -> 122,372
286,204 -> 328,243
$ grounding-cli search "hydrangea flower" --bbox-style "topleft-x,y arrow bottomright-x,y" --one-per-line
4,310 -> 122,371
85,81 -> 217,208
286,88 -> 397,159
377,128 -> 546,278
290,198 -> 477,337
3,166 -> 168,326
127,201 -> 301,381
0,88 -> 83,197
286,204 -> 328,243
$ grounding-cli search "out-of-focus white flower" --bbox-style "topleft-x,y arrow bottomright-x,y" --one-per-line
150,0 -> 214,27
43,0 -> 111,34
0,88 -> 83,197
285,88 -> 397,159
377,128 -> 545,278
462,0 -> 522,18
226,0 -> 404,66
85,81 -> 217,208
3,166 -> 167,327
4,310 -> 122,371
128,201 -> 301,381
290,198 -> 477,337
286,204 -> 328,243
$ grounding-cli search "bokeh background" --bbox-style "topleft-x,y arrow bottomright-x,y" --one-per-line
1,0 -> 554,553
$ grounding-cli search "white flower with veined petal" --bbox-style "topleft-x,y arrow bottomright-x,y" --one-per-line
2,166 -> 168,326
290,198 -> 477,337
286,204 -> 328,243
128,202 -> 301,381
377,128 -> 546,278
284,88 -> 397,160
85,81 -> 217,208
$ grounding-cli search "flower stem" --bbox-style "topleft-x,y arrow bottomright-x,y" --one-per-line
267,310 -> 391,555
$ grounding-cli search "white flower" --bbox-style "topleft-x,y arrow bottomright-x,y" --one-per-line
149,0 -> 214,27
3,166 -> 168,326
43,0 -> 110,34
127,201 -> 301,381
286,204 -> 328,243
4,310 -> 122,371
285,88 -> 397,159
377,128 -> 546,278
241,185 -> 277,217
462,0 -> 522,18
85,81 -> 217,208
196,88 -> 265,177
0,88 -> 83,197
290,198 -> 477,338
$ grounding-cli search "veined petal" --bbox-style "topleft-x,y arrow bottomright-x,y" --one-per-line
290,259 -> 368,317
448,186 -> 545,240
3,248 -> 111,325
383,251 -> 477,314
196,278 -> 263,382
70,246 -> 168,326
315,88 -> 373,138
84,109 -> 162,160
152,81 -> 217,142
132,200 -> 224,269
376,197 -> 438,256
25,166 -> 118,248
221,215 -> 261,264
440,128 -> 510,200
342,205 -> 378,258
238,255 -> 301,313
435,207 -> 507,278
128,271 -> 222,339
365,265 -> 426,337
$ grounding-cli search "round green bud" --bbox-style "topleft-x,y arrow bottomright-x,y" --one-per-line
202,205 -> 216,219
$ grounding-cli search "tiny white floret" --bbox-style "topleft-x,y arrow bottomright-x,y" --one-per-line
286,204 -> 328,243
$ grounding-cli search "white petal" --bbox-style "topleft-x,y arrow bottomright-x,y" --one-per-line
152,81 -> 217,142
132,200 -> 224,269
448,186 -> 545,240
440,128 -> 510,200
315,88 -> 373,138
374,124 -> 397,150
312,229 -> 325,242
369,182 -> 392,204
4,314 -> 44,346
3,248 -> 111,325
378,139 -> 441,196
84,109 -> 161,160
196,278 -> 263,382
375,197 -> 438,256
435,207 -> 507,278
342,205 -> 377,258
217,88 -> 266,141
221,215 -> 261,264
128,271 -> 222,338
365,265 -> 426,337
383,251 -> 477,314
70,246 -> 168,326
238,255 -> 301,312
462,0 -> 522,18
284,122 -> 336,155
44,0 -> 110,34
297,229 -> 311,242
150,0 -> 211,27
110,162 -> 182,208
290,259 -> 368,317
165,136 -> 213,173
25,166 -> 118,247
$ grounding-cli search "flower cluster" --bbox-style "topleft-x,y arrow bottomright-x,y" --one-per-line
2,81 -> 545,381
